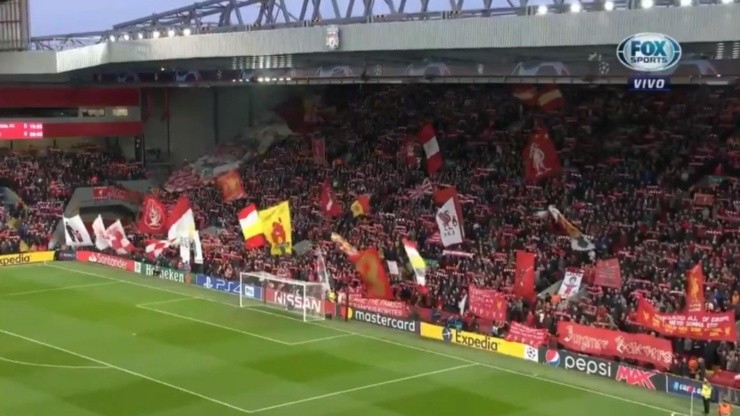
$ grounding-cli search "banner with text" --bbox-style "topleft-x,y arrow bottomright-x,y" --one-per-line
636,298 -> 737,342
349,297 -> 410,318
75,251 -> 136,272
92,186 -> 143,205
557,321 -> 673,370
468,286 -> 507,322
506,322 -> 549,347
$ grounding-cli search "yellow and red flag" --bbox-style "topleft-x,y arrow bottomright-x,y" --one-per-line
354,248 -> 393,300
350,194 -> 371,218
258,201 -> 292,256
237,204 -> 265,249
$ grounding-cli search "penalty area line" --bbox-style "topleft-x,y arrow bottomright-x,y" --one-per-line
0,329 -> 254,414
248,363 -> 478,413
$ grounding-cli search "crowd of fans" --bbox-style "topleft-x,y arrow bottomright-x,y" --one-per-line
1,85 -> 738,377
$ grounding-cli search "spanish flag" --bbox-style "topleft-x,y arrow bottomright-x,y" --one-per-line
237,204 -> 265,249
350,194 -> 371,218
259,200 -> 292,256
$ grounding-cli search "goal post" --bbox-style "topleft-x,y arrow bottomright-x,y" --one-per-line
239,271 -> 326,322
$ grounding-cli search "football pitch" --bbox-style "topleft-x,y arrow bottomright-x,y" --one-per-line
1,262 -> 693,416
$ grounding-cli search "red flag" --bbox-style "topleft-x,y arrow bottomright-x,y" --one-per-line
312,138 -> 326,165
514,250 -> 536,302
319,181 -> 342,218
351,195 -> 371,218
685,263 -> 705,313
215,171 -> 246,202
353,248 -> 393,300
523,128 -> 562,181
402,138 -> 418,168
506,322 -> 548,347
468,286 -> 507,321
418,124 -> 443,175
138,195 -> 168,235
594,258 -> 622,288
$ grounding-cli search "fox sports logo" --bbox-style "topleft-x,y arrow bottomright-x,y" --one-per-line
617,33 -> 682,72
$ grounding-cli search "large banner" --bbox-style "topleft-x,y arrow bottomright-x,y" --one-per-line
92,186 -> 143,205
194,274 -> 262,299
347,308 -> 419,334
557,321 -> 673,370
636,298 -> 737,342
593,258 -> 622,288
349,297 -> 410,318
75,251 -> 136,272
468,286 -> 507,322
506,322 -> 548,347
0,251 -> 55,267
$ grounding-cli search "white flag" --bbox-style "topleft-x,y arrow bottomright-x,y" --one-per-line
435,197 -> 463,247
558,270 -> 584,299
458,294 -> 468,315
63,215 -> 93,247
92,215 -> 110,251
168,197 -> 203,265
105,220 -> 134,255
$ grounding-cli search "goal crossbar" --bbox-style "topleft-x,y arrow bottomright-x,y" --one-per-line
239,271 -> 326,322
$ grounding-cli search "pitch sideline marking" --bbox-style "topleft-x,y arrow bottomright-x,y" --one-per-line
44,264 -> 682,414
0,329 -> 254,414
0,281 -> 120,298
248,363 -> 478,413
0,355 -> 109,370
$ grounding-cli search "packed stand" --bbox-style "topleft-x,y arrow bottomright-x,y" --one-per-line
0,145 -> 146,250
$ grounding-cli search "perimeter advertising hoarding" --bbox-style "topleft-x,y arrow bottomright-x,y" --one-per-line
194,274 -> 262,300
347,308 -> 419,334
0,251 -> 55,266
75,251 -> 136,272
419,323 -> 525,358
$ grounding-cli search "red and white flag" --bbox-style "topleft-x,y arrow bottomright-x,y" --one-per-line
418,124 -> 443,175
319,180 -> 342,218
92,215 -> 109,251
558,270 -> 583,299
523,128 -> 561,182
167,196 -> 203,265
436,197 -> 463,247
138,195 -> 168,235
145,238 -> 177,260
238,204 -> 265,249
105,220 -> 134,255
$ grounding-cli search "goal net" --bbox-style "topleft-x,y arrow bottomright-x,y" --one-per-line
239,271 -> 326,322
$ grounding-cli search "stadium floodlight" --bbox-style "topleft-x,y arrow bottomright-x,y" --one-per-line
136,32 -> 144,40
183,28 -> 192,36
285,77 -> 292,82
122,33 -> 130,41
570,2 -> 582,12
604,1 -> 615,10
721,0 -> 732,4
257,77 -> 265,82
679,0 -> 692,5
239,272 -> 326,322
108,35 -> 116,42
536,5 -> 548,14
151,30 -> 161,39
641,0 -> 654,8
167,29 -> 176,37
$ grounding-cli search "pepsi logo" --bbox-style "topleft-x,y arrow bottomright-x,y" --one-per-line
442,327 -> 453,342
545,349 -> 560,366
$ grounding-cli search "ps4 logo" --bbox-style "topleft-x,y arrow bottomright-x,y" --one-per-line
617,33 -> 682,73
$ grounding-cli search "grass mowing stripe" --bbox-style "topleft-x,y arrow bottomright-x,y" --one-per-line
0,328 -> 254,414
249,363 -> 479,413
47,263 -> 682,415
0,355 -> 108,370
0,281 -> 120,298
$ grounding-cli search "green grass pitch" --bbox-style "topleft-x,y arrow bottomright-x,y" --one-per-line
0,262 -> 694,416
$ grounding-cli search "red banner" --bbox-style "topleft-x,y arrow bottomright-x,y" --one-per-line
215,171 -> 246,202
523,128 -> 562,182
636,298 -> 736,342
312,138 -> 326,165
349,297 -> 410,318
93,186 -> 143,205
684,263 -> 705,313
75,251 -> 136,272
468,285 -> 507,322
506,322 -> 548,347
557,321 -> 673,370
594,258 -> 622,288
514,250 -> 536,301
138,195 -> 168,235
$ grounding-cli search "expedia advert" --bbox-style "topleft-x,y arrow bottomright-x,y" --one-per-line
0,251 -> 55,267
419,323 -> 524,357
348,308 -> 419,334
